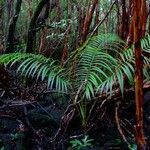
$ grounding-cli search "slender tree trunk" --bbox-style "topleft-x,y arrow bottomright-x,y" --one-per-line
81,0 -> 98,43
120,0 -> 129,40
7,0 -> 14,24
76,2 -> 85,46
38,26 -> 47,54
131,0 -> 147,149
94,0 -> 99,35
5,0 -> 22,53
116,0 -> 120,35
26,0 -> 53,53
61,0 -> 71,66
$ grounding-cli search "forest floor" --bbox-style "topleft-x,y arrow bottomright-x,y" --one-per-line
0,70 -> 150,150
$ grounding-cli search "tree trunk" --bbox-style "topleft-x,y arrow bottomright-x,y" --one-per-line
131,0 -> 147,149
81,0 -> 98,43
56,0 -> 62,22
76,2 -> 85,46
5,0 -> 22,53
38,26 -> 47,54
94,0 -> 99,35
61,0 -> 71,66
120,0 -> 129,40
7,0 -> 14,25
26,0 -> 53,53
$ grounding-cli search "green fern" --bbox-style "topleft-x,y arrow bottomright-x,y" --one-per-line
73,46 -> 117,99
141,34 -> 150,52
97,47 -> 134,96
1,34 -> 150,127
69,34 -> 150,99
69,34 -> 133,99
1,34 -> 150,99
0,53 -> 70,93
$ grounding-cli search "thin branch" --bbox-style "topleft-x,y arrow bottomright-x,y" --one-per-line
90,0 -> 117,37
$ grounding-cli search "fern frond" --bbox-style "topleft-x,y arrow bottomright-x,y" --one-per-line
71,34 -> 150,99
1,33 -> 150,100
74,46 -> 117,99
97,47 -> 135,96
0,53 -> 70,92
69,34 -> 127,99
141,34 -> 150,53
88,34 -> 125,53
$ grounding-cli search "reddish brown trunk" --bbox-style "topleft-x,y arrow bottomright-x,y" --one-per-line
120,0 -> 129,40
131,0 -> 147,149
134,42 -> 146,149
81,0 -> 98,43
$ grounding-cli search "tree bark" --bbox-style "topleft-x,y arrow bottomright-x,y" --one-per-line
26,0 -> 53,53
94,0 -> 99,35
120,0 -> 129,40
7,0 -> 14,24
76,2 -> 85,46
5,0 -> 22,53
38,26 -> 47,54
131,0 -> 147,149
81,0 -> 98,44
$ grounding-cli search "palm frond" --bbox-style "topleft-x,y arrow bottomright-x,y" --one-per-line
141,34 -> 150,53
0,53 -> 70,93
71,34 -> 150,99
142,35 -> 150,82
97,47 -> 135,97
1,34 -> 150,100
88,33 -> 125,51
68,34 -> 126,99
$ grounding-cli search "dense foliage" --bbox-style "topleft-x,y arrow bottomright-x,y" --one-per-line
0,0 -> 150,150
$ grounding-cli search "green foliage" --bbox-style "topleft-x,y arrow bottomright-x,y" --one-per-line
1,33 -> 150,127
0,139 -> 4,150
71,34 -> 135,100
0,53 -> 70,93
141,34 -> 150,52
0,147 -> 4,150
69,135 -> 94,150
128,143 -> 137,150
10,133 -> 20,140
